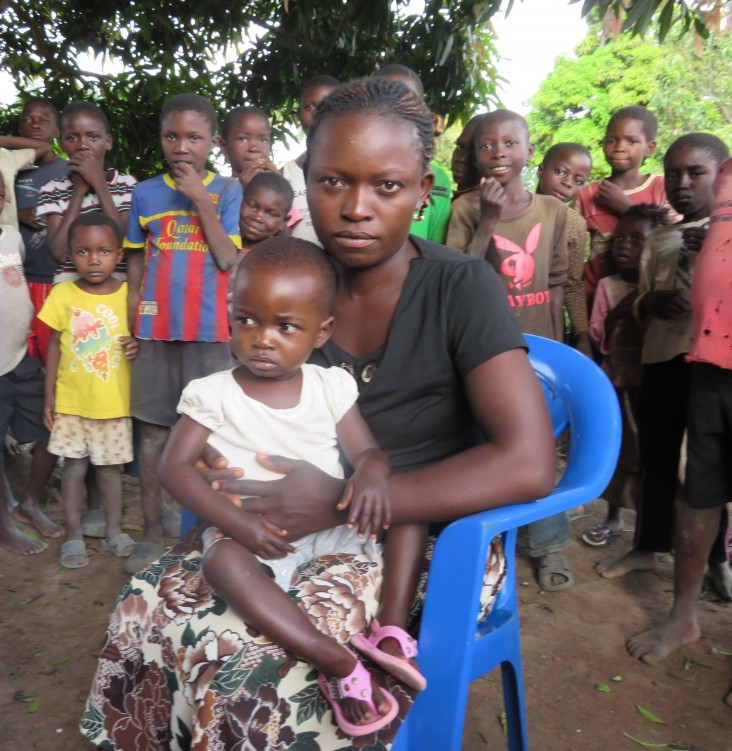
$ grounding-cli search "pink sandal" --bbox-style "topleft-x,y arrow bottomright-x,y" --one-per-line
351,620 -> 427,691
318,655 -> 399,737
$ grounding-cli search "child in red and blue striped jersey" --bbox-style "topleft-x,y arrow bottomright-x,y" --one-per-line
123,93 -> 242,573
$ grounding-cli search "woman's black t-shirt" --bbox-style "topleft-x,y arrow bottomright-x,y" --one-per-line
310,238 -> 526,475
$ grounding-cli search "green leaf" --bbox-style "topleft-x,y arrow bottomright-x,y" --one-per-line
636,704 -> 666,724
180,622 -> 198,649
175,715 -> 192,750
658,0 -> 675,42
247,654 -> 284,694
594,683 -> 610,692
292,682 -> 327,725
610,674 -> 623,682
209,647 -> 251,697
289,730 -> 320,751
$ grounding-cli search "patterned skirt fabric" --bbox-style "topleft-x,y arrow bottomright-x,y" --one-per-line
81,528 -> 506,751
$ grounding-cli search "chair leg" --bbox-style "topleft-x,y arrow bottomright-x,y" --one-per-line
397,666 -> 472,750
501,659 -> 529,751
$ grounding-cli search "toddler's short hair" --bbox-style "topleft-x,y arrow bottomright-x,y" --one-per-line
664,133 -> 729,167
221,106 -> 269,142
245,172 -> 294,215
620,202 -> 669,230
237,237 -> 336,315
161,94 -> 217,135
68,211 -> 123,248
541,142 -> 591,166
61,101 -> 109,132
22,97 -> 59,125
607,105 -> 658,142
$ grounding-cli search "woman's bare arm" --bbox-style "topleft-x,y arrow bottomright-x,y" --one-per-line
386,348 -> 555,523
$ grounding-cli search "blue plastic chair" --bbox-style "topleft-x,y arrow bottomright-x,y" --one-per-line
391,334 -> 621,751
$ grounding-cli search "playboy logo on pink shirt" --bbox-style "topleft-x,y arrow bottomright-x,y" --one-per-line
494,223 -> 541,291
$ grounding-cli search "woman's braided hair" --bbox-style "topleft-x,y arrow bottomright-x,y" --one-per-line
305,77 -> 435,173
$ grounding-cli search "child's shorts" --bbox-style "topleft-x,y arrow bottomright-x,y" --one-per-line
0,354 -> 49,444
685,362 -> 732,510
48,414 -> 133,465
131,340 -> 234,427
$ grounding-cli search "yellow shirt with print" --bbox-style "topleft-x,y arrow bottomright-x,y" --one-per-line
38,282 -> 132,419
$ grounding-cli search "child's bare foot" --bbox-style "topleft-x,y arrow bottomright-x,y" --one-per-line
318,648 -> 397,732
351,621 -> 426,691
706,561 -> 732,601
379,635 -> 421,673
0,516 -> 48,555
337,673 -> 393,727
626,615 -> 700,665
596,548 -> 658,578
12,501 -> 63,538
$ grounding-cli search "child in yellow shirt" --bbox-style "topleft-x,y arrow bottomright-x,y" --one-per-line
39,212 -> 137,568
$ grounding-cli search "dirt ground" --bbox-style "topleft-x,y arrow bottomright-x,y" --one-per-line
1,455 -> 730,751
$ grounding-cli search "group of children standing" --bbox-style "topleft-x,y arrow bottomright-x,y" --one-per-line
1,66 -> 731,723
446,102 -> 731,610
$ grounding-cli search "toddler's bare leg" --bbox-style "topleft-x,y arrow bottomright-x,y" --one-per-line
372,523 -> 429,666
202,539 -> 392,727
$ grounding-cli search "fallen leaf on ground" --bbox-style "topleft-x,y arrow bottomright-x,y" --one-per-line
636,705 -> 666,724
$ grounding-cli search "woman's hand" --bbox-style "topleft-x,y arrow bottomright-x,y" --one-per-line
194,443 -> 245,508
212,454 -> 348,540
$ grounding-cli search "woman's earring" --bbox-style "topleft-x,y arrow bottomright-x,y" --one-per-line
413,198 -> 429,222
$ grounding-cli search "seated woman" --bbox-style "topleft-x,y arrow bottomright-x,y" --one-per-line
81,77 -> 555,749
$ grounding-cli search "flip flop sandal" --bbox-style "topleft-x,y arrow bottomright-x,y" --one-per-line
60,539 -> 89,569
81,508 -> 107,538
101,532 -> 136,558
536,552 -> 574,592
124,542 -> 164,574
581,523 -> 618,547
318,653 -> 399,737
351,620 -> 427,691
160,506 -> 181,538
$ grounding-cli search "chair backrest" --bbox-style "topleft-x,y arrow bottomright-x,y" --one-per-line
394,336 -> 621,751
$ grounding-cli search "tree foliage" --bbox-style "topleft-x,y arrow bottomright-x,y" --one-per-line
574,0 -> 729,41
0,0 -> 725,178
0,0 -> 505,177
526,26 -> 732,178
